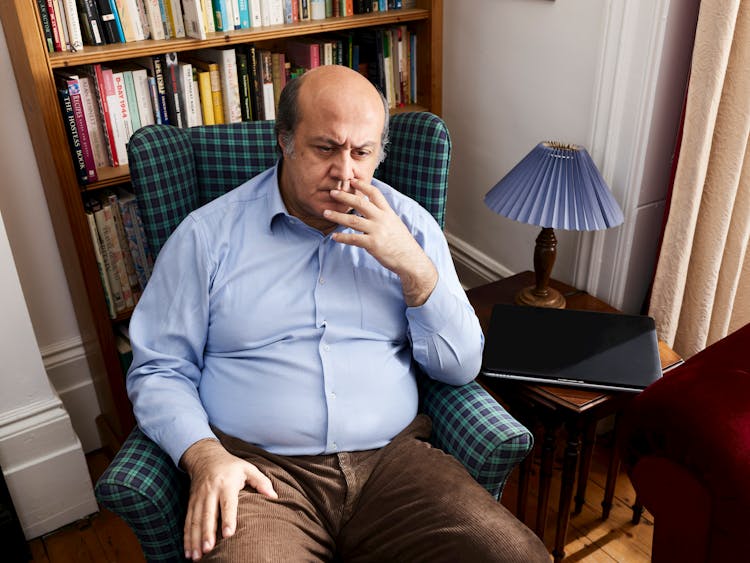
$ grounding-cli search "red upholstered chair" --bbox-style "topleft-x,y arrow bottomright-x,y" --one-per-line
619,322 -> 750,563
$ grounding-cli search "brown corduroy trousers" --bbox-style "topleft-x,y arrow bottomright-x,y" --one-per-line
205,415 -> 549,562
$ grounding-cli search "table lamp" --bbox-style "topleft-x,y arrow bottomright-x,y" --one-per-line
484,142 -> 624,309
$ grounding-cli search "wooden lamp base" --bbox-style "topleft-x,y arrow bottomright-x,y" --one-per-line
515,226 -> 567,309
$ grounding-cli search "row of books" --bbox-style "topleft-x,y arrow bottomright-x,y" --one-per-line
56,25 -> 417,184
38,0 -> 410,52
84,188 -> 154,318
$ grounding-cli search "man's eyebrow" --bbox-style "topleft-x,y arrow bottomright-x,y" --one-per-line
310,137 -> 377,149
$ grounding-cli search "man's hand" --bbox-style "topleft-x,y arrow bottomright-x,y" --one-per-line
324,179 -> 438,307
180,438 -> 278,560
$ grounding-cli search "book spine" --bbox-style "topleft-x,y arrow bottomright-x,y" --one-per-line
231,0 -> 241,28
85,209 -> 116,317
260,49 -> 275,120
165,0 -> 185,37
36,0 -> 55,52
122,70 -> 142,131
77,0 -> 105,45
269,0 -> 284,24
45,0 -> 63,51
181,0 -> 206,39
111,70 -> 134,142
55,0 -> 72,50
178,62 -> 197,127
129,0 -> 148,39
197,71 -> 215,125
214,0 -> 230,31
131,68 -> 156,126
93,0 -> 120,43
157,0 -> 171,38
116,193 -> 149,291
162,52 -> 184,127
190,71 -> 203,125
283,0 -> 292,24
237,0 -> 250,28
89,64 -> 118,166
130,199 -> 154,275
66,77 -> 98,181
102,68 -> 129,164
147,76 -> 162,124
77,75 -> 109,169
249,0 -> 261,27
143,0 -> 165,39
236,52 -> 252,121
151,56 -> 171,124
107,191 -> 140,300
57,86 -> 89,183
248,45 -> 263,120
96,201 -> 133,309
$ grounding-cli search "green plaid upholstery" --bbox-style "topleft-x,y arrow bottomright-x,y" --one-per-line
96,113 -> 532,562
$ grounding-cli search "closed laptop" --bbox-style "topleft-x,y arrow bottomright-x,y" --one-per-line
480,304 -> 662,393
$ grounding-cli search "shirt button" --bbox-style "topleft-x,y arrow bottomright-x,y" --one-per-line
330,392 -> 336,399
324,344 -> 330,351
319,277 -> 325,284
332,442 -> 338,450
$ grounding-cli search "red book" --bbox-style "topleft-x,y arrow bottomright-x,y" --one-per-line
91,64 -> 119,167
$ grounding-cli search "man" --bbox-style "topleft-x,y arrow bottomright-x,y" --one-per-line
127,65 -> 548,562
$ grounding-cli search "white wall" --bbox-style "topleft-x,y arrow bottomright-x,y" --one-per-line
0,19 -> 102,452
444,0 -> 699,312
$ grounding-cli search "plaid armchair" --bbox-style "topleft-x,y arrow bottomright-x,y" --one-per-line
95,113 -> 533,562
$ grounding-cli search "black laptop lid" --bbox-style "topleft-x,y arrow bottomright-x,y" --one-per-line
481,304 -> 662,392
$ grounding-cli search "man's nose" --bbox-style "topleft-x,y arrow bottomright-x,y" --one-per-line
332,152 -> 355,185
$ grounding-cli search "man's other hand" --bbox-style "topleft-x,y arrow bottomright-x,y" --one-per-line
180,438 -> 278,560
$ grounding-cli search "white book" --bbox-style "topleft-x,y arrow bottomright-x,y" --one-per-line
77,75 -> 109,169
310,0 -> 325,21
181,0 -> 207,39
144,0 -> 165,40
61,0 -> 84,50
259,0 -> 270,26
85,210 -> 116,317
111,72 -> 135,142
178,62 -> 197,127
55,0 -> 71,50
199,48 -> 241,123
202,0 -> 215,32
191,75 -> 203,126
249,0 -> 262,27
231,0 -> 241,28
267,0 -> 284,25
131,68 -> 156,127
127,0 -> 147,40
166,0 -> 186,38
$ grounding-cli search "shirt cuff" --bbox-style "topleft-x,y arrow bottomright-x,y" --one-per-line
405,277 -> 457,337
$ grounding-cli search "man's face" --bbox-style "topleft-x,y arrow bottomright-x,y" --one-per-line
278,76 -> 384,232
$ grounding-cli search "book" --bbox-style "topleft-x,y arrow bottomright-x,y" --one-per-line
197,70 -> 215,125
134,56 -> 170,125
310,0 -> 324,20
94,0 -> 123,43
213,0 -> 230,31
271,52 -> 285,110
84,64 -> 118,166
36,0 -> 55,52
202,0 -> 215,32
56,71 -> 97,182
286,38 -> 320,71
88,197 -> 129,312
76,0 -> 105,45
85,205 -> 116,317
190,68 -> 204,126
178,62 -> 201,127
131,66 -> 156,127
54,0 -> 71,50
259,49 -> 275,120
161,52 -> 185,128
244,44 -> 262,122
44,0 -> 63,51
143,0 -> 165,40
164,0 -> 185,37
181,0 -> 207,39
199,48 -> 241,123
185,56 -> 224,124
113,0 -> 144,41
120,69 -> 141,131
235,51 -> 253,121
132,0 -> 151,39
106,190 -> 141,303
261,0 -> 284,25
77,74 -> 109,168
237,0 -> 250,28
101,67 -> 130,164
56,85 -> 89,184
249,0 -> 262,27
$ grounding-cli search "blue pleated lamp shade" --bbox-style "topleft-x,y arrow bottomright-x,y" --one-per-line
484,142 -> 624,231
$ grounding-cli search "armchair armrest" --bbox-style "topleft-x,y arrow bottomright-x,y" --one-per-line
95,428 -> 188,562
419,377 -> 533,499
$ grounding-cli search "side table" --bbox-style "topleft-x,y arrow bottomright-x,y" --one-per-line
467,271 -> 680,562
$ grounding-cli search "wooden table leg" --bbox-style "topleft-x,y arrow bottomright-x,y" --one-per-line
602,414 -> 622,520
534,419 -> 557,539
553,422 -> 581,563
574,422 -> 596,514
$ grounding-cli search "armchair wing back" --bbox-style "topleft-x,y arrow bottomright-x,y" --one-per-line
95,113 -> 532,562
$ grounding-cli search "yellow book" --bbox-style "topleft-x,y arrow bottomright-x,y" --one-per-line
184,57 -> 224,125
197,71 -> 215,125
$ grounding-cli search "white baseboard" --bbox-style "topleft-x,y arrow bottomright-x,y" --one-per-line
0,398 -> 98,539
41,337 -> 102,452
446,231 -> 515,287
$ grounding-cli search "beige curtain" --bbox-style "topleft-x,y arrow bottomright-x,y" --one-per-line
649,0 -> 750,358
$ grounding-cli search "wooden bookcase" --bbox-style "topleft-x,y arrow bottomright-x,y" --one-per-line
0,0 -> 443,449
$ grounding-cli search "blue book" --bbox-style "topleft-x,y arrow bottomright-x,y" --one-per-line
213,0 -> 231,31
107,0 -> 126,42
238,0 -> 251,28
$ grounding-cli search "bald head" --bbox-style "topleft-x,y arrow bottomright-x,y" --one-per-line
275,66 -> 390,162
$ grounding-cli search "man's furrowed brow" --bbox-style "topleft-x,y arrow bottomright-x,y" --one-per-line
311,136 -> 377,149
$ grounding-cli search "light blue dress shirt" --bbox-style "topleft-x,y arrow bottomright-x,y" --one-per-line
126,164 -> 483,466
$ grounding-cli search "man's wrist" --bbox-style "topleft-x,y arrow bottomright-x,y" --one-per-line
400,258 -> 439,307
180,437 -> 222,473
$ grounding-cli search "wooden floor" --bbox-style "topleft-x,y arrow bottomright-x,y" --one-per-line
27,436 -> 653,562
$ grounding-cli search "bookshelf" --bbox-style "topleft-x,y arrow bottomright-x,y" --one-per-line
0,0 -> 443,450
